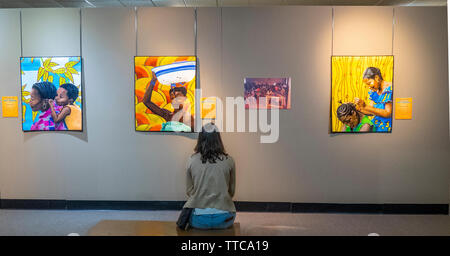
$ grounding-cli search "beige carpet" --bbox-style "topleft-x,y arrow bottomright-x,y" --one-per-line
0,209 -> 449,236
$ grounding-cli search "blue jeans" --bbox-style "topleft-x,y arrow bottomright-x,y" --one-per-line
190,211 -> 236,229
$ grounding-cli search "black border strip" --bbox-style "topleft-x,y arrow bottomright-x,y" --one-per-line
67,200 -> 185,210
0,199 -> 66,209
0,200 -> 447,214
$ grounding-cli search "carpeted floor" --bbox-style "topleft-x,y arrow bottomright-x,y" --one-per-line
0,209 -> 449,236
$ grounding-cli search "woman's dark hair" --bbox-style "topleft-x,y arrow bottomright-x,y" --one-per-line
336,101 -> 357,119
170,86 -> 187,96
32,81 -> 57,100
60,83 -> 79,102
194,123 -> 228,164
363,67 -> 383,81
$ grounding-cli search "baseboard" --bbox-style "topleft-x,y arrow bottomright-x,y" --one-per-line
67,200 -> 185,210
0,199 -> 448,214
0,199 -> 66,209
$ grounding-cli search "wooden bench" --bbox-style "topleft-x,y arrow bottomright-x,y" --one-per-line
88,220 -> 240,236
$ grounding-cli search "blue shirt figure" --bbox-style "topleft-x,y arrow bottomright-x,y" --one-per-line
369,85 -> 392,132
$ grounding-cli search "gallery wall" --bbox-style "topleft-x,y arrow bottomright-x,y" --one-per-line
0,6 -> 448,204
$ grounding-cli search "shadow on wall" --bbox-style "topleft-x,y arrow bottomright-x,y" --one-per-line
135,131 -> 198,140
23,130 -> 88,143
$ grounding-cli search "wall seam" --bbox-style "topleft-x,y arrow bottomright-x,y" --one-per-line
331,7 -> 334,56
19,9 -> 23,57
79,8 -> 82,57
194,8 -> 197,57
194,7 -> 200,131
392,7 -> 395,56
135,6 -> 138,56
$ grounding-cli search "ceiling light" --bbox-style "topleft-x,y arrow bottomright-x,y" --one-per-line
84,0 -> 96,8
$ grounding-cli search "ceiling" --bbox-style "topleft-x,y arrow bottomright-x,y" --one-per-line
0,0 -> 446,8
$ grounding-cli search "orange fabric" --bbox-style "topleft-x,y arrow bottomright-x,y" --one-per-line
65,105 -> 82,130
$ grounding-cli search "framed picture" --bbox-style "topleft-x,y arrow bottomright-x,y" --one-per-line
331,56 -> 394,133
21,56 -> 82,131
134,56 -> 196,132
244,78 -> 291,109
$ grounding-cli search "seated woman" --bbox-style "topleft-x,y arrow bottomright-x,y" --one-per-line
183,123 -> 236,229
337,102 -> 376,132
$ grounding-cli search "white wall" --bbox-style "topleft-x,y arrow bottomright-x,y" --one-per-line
333,6 -> 394,55
21,8 -> 80,57
0,6 -> 448,204
0,9 -> 21,199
